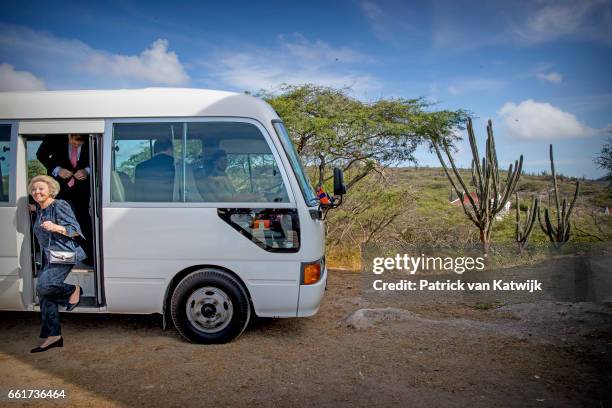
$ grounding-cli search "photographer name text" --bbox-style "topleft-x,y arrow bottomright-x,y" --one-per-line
373,279 -> 542,292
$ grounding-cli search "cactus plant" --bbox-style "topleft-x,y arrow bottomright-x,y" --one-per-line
433,118 -> 523,255
538,144 -> 580,248
515,192 -> 539,252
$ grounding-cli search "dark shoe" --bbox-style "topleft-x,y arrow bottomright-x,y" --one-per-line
66,286 -> 83,311
30,337 -> 63,353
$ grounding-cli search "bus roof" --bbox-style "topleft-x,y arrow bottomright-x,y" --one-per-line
0,88 -> 280,121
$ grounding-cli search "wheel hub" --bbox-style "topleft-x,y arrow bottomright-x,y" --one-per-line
186,286 -> 233,334
202,304 -> 216,318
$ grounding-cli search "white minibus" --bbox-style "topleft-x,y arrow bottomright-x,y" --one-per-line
0,88 -> 345,343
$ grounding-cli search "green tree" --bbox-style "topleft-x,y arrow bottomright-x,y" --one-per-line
28,159 -> 47,181
261,84 -> 468,189
326,172 -> 416,246
118,143 -> 152,179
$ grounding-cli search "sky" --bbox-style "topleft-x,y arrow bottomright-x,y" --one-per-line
0,0 -> 611,178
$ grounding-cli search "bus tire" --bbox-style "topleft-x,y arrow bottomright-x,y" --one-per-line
170,269 -> 251,344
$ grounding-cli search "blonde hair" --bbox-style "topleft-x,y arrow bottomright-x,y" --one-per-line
28,175 -> 61,198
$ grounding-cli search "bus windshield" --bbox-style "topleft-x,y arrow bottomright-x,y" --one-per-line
272,120 -> 318,207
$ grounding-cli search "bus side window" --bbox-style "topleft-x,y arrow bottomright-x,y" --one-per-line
110,121 -> 290,204
0,125 -> 11,202
186,122 -> 290,203
112,123 -> 183,203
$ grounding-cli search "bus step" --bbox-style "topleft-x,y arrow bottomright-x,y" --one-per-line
33,296 -> 98,309
76,296 -> 97,308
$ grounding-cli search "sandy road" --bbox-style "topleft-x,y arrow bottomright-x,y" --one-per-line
0,270 -> 610,407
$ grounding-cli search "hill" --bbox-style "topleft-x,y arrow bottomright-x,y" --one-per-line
325,166 -> 612,269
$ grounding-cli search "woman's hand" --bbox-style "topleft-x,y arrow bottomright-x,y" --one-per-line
40,221 -> 66,235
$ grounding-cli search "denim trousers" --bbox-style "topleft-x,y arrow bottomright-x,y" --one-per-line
36,262 -> 75,338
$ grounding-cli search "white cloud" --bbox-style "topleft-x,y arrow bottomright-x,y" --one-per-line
0,63 -> 46,91
512,0 -> 612,45
85,39 -> 189,86
431,0 -> 612,51
0,24 -> 189,88
498,99 -> 596,140
1,24 -> 375,93
536,71 -> 563,83
206,34 -> 380,94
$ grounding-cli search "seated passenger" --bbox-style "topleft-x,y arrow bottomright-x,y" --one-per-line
196,150 -> 238,202
134,139 -> 175,202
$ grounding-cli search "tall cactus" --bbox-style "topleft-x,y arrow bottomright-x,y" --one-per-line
515,192 -> 539,252
538,144 -> 580,248
433,118 -> 523,255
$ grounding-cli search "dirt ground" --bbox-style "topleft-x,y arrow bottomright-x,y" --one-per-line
0,270 -> 611,408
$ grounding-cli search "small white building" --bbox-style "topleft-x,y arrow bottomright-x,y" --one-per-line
450,191 -> 511,220
495,200 -> 512,220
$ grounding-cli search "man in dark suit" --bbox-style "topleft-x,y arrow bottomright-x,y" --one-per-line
36,133 -> 92,263
134,139 -> 175,202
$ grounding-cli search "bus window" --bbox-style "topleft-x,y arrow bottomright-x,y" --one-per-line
0,125 -> 10,202
111,122 -> 183,202
272,120 -> 317,206
186,122 -> 289,203
111,121 -> 290,204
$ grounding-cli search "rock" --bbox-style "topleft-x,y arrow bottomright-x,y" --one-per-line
345,308 -> 419,329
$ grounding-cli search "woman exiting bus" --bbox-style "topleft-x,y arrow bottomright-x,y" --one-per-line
28,175 -> 86,353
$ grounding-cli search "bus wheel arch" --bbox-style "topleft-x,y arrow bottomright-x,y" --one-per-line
164,265 -> 253,343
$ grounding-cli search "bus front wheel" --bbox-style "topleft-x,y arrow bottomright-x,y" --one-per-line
170,269 -> 251,344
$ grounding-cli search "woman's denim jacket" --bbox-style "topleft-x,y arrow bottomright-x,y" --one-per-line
36,199 -> 87,262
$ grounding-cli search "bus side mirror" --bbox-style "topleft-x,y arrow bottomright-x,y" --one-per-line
333,168 -> 346,196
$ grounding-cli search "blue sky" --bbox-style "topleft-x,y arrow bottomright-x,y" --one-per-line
1,0 -> 611,178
